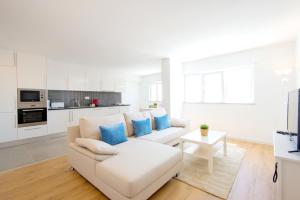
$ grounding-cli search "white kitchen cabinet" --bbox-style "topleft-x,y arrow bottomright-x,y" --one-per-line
102,107 -> 119,115
0,49 -> 15,66
47,106 -> 126,135
0,113 -> 17,143
71,109 -> 92,125
0,66 -> 17,112
48,109 -> 87,135
47,110 -> 70,134
47,60 -> 69,90
68,65 -> 87,91
88,107 -> 119,117
119,106 -> 131,113
17,52 -> 47,89
101,78 -> 116,91
86,68 -> 101,91
18,125 -> 47,139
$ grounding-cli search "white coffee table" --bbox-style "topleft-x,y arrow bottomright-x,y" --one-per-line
180,129 -> 227,174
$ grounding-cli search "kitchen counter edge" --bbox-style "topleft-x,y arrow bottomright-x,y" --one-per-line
48,105 -> 130,111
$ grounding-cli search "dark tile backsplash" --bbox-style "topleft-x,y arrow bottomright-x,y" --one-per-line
48,90 -> 122,107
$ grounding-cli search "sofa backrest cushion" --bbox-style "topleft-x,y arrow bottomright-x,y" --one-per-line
79,114 -> 128,139
124,111 -> 152,136
150,108 -> 167,129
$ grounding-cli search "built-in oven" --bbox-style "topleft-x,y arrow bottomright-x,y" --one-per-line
17,89 -> 47,108
17,107 -> 47,128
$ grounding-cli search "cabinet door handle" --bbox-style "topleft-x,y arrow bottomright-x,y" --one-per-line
14,115 -> 17,128
273,162 -> 278,183
24,127 -> 42,131
22,109 -> 44,112
69,111 -> 71,122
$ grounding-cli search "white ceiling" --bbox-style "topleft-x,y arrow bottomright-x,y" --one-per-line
0,0 -> 300,75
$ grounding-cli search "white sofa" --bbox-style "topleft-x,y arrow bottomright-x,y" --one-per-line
67,108 -> 190,200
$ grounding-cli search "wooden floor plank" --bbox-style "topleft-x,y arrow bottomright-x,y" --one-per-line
0,140 -> 274,200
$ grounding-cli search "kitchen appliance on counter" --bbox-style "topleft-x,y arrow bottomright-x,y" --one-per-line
50,102 -> 65,109
92,98 -> 100,106
17,88 -> 47,127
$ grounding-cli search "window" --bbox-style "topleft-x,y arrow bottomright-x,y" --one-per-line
185,67 -> 254,104
185,75 -> 202,102
149,81 -> 162,102
203,72 -> 223,103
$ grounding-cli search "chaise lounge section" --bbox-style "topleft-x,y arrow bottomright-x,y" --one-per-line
67,109 -> 190,200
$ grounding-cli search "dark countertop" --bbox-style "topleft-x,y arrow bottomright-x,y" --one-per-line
48,104 -> 130,111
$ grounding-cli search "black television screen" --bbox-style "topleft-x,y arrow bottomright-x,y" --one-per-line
287,89 -> 300,150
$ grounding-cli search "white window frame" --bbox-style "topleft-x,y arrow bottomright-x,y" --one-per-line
149,81 -> 162,102
184,66 -> 255,104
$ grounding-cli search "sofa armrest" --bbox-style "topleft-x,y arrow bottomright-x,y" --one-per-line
170,118 -> 191,130
69,143 -> 112,162
67,125 -> 81,144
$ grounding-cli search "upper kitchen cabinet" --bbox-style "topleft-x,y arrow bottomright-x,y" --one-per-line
47,59 -> 69,90
0,66 -> 17,112
0,49 -> 15,66
101,77 -> 116,91
86,67 -> 102,91
68,64 -> 87,91
17,52 -> 47,89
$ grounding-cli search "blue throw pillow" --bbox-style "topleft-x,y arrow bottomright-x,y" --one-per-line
132,118 -> 152,137
99,123 -> 128,145
154,114 -> 170,131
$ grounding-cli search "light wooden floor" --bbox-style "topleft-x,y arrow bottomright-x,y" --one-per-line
0,139 -> 275,200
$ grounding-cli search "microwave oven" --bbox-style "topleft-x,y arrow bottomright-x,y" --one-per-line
17,89 -> 47,109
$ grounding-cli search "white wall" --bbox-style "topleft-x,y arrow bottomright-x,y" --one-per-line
182,42 -> 296,144
296,36 -> 300,88
139,73 -> 161,109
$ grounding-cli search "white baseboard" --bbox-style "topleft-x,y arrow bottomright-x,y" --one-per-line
227,136 -> 273,146
0,132 -> 66,149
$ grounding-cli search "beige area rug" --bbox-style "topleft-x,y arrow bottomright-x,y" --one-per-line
175,144 -> 246,199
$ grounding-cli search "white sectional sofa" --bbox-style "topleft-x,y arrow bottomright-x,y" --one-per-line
67,108 -> 190,200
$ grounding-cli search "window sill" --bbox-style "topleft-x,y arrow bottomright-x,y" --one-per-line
184,102 -> 256,105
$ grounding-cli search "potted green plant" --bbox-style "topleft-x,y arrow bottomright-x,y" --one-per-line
200,124 -> 209,136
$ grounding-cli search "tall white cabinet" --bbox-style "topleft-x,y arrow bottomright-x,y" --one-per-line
17,52 -> 47,89
273,133 -> 300,200
0,52 -> 18,142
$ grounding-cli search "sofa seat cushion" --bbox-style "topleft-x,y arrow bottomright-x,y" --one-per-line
95,139 -> 181,198
138,127 -> 186,144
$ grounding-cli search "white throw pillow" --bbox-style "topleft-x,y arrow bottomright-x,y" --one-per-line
75,138 -> 119,155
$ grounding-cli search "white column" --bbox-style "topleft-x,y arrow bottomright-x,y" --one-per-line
161,58 -> 184,118
161,58 -> 171,114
